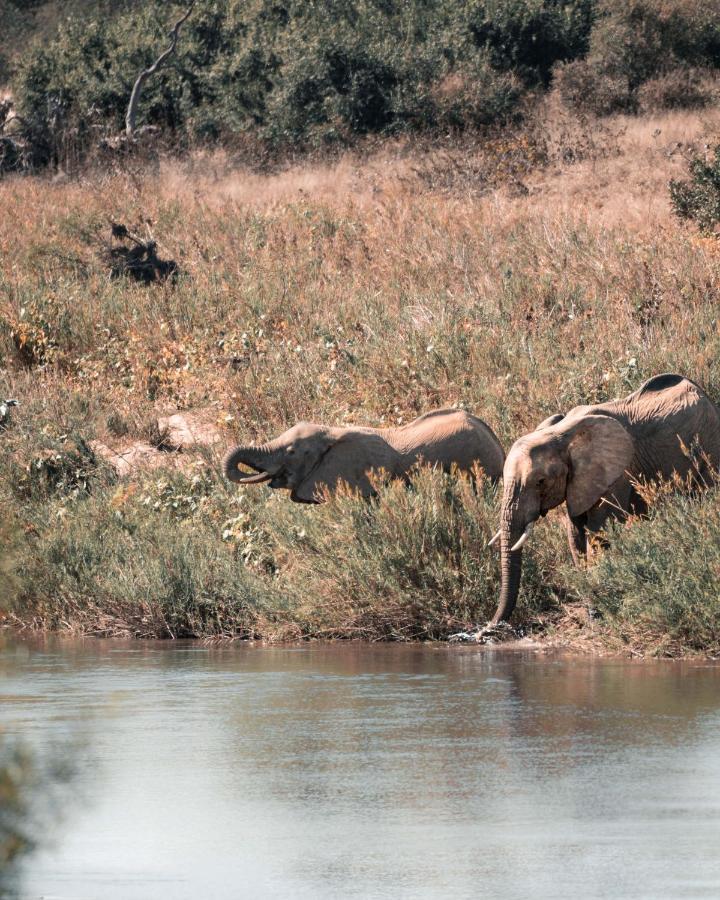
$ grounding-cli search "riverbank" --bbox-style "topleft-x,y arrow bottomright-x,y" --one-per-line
2,105 -> 720,657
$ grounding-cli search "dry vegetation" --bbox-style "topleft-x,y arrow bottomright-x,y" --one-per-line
2,101 -> 720,654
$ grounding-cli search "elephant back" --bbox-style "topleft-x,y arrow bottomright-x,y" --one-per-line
391,409 -> 504,481
622,374 -> 720,478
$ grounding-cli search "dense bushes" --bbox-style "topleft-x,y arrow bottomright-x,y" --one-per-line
556,0 -> 720,115
6,0 -> 720,167
670,145 -> 720,233
567,487 -> 720,655
2,0 -> 597,163
2,463 -> 558,640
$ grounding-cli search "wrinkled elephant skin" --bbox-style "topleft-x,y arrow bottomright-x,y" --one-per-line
491,373 -> 720,624
224,409 -> 505,503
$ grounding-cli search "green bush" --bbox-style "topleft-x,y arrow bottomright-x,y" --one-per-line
556,0 -> 720,116
13,480 -> 281,637
467,0 -> 595,86
0,732 -> 75,883
263,469 -> 557,639
12,0 -> 597,160
6,461 -> 560,640
670,145 -> 720,233
565,487 -> 720,655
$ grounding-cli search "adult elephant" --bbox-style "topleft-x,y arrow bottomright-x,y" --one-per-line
488,373 -> 720,626
224,409 -> 504,502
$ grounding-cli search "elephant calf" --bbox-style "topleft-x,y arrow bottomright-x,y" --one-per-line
489,373 -> 720,625
224,409 -> 504,502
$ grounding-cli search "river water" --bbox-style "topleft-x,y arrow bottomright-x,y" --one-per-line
2,637 -> 720,899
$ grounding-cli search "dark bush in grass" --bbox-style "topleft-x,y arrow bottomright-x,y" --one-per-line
637,67 -> 716,112
670,145 -> 720,234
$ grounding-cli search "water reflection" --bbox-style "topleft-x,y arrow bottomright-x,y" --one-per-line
1,637 -> 719,899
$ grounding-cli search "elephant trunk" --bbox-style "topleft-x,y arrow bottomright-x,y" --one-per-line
490,487 -> 526,625
223,444 -> 273,484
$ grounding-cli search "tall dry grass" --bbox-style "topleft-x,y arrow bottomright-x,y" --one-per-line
2,102 -> 720,651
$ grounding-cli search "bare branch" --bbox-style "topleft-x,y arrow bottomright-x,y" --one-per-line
125,1 -> 195,140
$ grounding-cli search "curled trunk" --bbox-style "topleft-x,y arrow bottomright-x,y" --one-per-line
223,445 -> 272,484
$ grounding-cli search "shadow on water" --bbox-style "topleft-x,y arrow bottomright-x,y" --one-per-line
1,635 -> 720,899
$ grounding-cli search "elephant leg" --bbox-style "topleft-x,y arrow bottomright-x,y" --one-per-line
583,480 -> 632,560
566,512 -> 588,567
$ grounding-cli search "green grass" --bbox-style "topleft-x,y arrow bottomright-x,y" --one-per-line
3,464 -> 560,640
565,487 -> 720,656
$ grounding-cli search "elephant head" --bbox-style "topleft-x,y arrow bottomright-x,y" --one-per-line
223,423 -> 399,503
491,413 -> 635,624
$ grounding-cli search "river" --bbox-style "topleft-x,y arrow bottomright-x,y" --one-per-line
1,637 -> 720,899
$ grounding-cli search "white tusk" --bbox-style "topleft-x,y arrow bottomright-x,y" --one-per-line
510,522 -> 534,552
487,530 -> 501,548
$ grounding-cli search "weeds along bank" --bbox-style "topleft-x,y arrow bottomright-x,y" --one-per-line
2,107 -> 720,654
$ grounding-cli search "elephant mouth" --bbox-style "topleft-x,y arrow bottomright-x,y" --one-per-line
233,464 -> 273,485
234,463 -> 293,489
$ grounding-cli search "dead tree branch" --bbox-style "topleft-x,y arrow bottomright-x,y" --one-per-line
125,1 -> 195,140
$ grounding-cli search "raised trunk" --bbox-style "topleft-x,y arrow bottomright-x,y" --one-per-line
223,444 -> 273,484
490,493 -> 525,624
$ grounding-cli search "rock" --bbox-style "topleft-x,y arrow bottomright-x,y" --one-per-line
157,412 -> 221,450
91,441 -> 183,477
91,410 -> 222,477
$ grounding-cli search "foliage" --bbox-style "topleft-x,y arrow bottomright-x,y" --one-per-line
9,0 -> 597,163
264,471 -> 557,639
0,733 -> 75,883
670,145 -> 720,233
6,0 -> 719,169
565,486 -> 720,655
556,0 -> 720,115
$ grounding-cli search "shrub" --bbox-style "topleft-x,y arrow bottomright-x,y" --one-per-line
670,145 -> 720,233
637,67 -> 716,112
11,0 -> 597,161
13,479 -> 282,638
554,59 -> 633,115
467,0 -> 595,87
261,469 -> 559,639
558,0 -> 720,116
0,735 -> 76,883
565,487 -> 720,655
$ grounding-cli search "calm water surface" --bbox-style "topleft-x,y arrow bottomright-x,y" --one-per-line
2,637 -> 720,899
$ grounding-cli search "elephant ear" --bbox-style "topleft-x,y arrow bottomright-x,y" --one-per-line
565,415 -> 635,517
293,433 -> 398,503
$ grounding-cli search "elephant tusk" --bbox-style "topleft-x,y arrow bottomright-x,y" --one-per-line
510,522 -> 534,552
234,470 -> 272,484
487,530 -> 501,548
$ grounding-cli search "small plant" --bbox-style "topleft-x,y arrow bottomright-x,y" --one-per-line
670,146 -> 720,234
565,485 -> 720,655
17,438 -> 105,500
0,735 -> 77,881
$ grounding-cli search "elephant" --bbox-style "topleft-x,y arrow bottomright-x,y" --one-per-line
488,373 -> 720,626
223,409 -> 505,503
